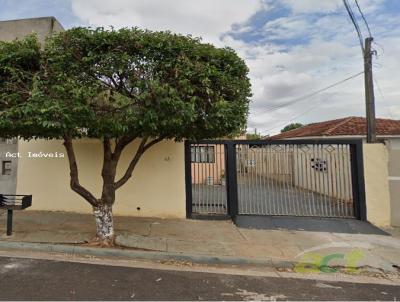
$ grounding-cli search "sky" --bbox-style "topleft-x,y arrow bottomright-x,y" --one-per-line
1,0 -> 399,135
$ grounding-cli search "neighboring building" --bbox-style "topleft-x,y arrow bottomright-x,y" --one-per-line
0,17 -> 64,195
269,116 -> 400,226
0,16 -> 64,44
269,116 -> 400,141
190,135 -> 246,185
191,144 -> 225,185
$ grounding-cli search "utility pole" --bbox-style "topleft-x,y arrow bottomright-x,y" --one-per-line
364,37 -> 376,143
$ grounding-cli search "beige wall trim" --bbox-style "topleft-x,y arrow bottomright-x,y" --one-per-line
388,177 -> 400,181
363,143 -> 391,227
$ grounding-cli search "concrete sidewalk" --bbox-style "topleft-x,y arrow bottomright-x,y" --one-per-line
0,211 -> 400,274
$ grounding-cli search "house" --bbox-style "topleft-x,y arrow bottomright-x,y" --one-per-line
269,116 -> 400,227
0,17 -> 186,218
1,17 -> 395,228
269,116 -> 400,141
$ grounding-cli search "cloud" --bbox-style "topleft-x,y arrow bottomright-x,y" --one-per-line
223,1 -> 400,135
280,0 -> 343,13
280,0 -> 384,14
71,0 -> 262,44
68,0 -> 400,135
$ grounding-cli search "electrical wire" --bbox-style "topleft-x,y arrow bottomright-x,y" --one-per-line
343,0 -> 365,52
354,0 -> 372,37
259,92 -> 339,136
372,40 -> 384,58
374,76 -> 385,101
251,71 -> 364,115
374,77 -> 395,119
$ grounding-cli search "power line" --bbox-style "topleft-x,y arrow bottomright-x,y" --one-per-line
259,93 -> 339,136
343,0 -> 364,52
373,76 -> 395,119
252,71 -> 364,115
372,40 -> 384,58
354,0 -> 372,37
354,0 -> 377,57
343,0 -> 377,142
373,76 -> 385,101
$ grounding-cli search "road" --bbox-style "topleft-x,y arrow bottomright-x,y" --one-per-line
0,256 -> 399,300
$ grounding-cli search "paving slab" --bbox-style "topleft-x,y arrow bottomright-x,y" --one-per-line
384,226 -> 400,238
0,211 -> 399,274
226,242 -> 289,260
116,234 -> 167,251
237,228 -> 338,251
148,219 -> 243,242
0,230 -> 92,244
166,238 -> 234,256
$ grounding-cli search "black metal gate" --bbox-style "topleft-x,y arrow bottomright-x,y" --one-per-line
187,143 -> 228,215
185,139 -> 366,220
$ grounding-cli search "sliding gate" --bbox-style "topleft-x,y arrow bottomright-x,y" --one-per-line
185,140 -> 366,220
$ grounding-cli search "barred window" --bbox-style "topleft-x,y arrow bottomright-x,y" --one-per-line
191,146 -> 215,163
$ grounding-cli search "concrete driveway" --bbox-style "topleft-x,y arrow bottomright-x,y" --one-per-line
192,180 -> 354,217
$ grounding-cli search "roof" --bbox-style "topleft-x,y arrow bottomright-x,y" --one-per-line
269,117 -> 400,139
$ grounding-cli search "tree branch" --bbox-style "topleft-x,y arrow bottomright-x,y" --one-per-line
114,136 -> 165,189
63,136 -> 98,206
113,135 -> 137,160
143,136 -> 165,152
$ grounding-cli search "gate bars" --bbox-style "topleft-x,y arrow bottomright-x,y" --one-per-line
185,139 -> 366,220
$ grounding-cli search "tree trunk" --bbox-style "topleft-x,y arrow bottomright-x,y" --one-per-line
93,204 -> 115,245
63,136 -> 164,246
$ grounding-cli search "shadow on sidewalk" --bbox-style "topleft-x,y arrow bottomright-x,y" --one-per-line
235,215 -> 389,235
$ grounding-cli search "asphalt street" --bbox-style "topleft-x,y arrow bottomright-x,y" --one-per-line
0,256 -> 399,301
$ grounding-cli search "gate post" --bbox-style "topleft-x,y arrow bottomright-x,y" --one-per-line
226,142 -> 239,218
350,141 -> 367,220
184,140 -> 193,218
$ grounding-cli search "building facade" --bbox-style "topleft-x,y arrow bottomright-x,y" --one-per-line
0,17 -> 186,218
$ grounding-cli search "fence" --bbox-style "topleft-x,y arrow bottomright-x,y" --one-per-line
185,139 -> 366,220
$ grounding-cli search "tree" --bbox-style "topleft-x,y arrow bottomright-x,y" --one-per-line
0,28 -> 251,245
246,128 -> 261,140
280,123 -> 304,133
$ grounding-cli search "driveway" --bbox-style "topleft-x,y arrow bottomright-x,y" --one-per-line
192,179 -> 354,218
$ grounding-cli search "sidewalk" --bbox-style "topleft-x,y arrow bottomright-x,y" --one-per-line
0,211 -> 399,274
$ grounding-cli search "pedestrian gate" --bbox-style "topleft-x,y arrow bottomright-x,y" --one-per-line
185,140 -> 366,220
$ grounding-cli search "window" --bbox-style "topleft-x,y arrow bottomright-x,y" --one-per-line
191,146 -> 215,163
2,161 -> 12,175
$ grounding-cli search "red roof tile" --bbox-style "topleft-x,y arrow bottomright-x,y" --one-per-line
269,117 -> 400,139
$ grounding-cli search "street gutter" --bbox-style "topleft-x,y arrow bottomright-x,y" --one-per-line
0,240 -> 398,277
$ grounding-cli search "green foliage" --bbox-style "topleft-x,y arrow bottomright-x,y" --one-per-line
280,122 -> 304,133
246,133 -> 261,140
0,28 -> 251,141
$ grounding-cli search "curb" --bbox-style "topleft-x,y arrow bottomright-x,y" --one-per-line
0,241 -> 396,275
0,241 -> 293,268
